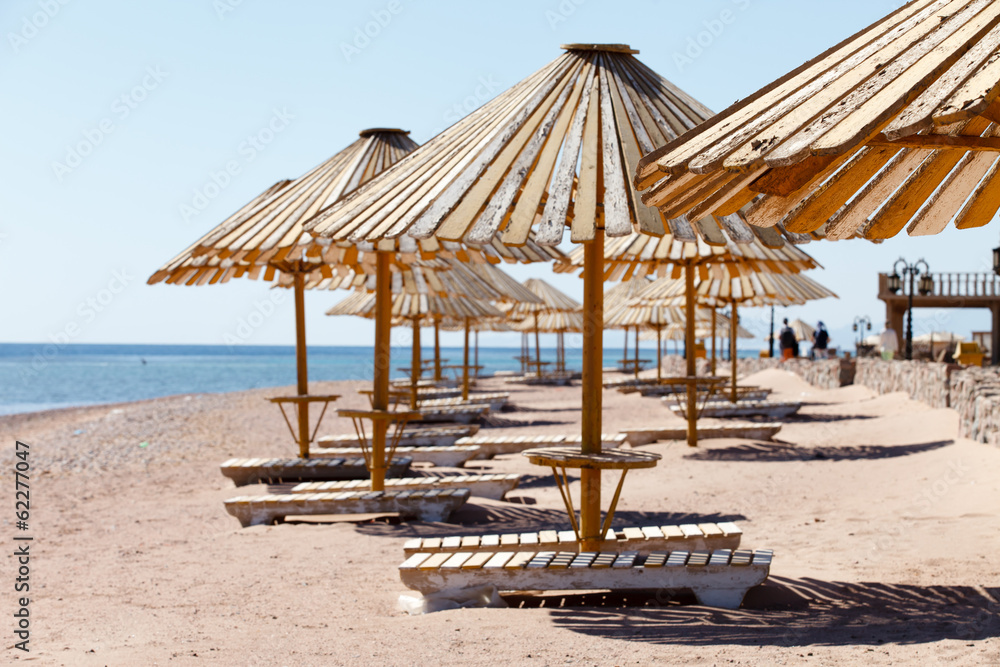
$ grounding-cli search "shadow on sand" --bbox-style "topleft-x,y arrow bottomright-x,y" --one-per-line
684,440 -> 953,463
515,577 -> 1000,646
479,415 -> 573,428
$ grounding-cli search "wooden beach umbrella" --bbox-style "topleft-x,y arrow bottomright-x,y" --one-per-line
633,1 -> 1000,363
631,270 -> 837,400
603,278 -> 655,381
149,128 -> 419,458
557,229 -> 822,444
327,288 -> 506,402
322,258 -> 538,405
633,0 -> 1000,243
506,279 -> 581,378
303,43 -> 732,550
512,310 -> 585,373
440,317 -> 514,378
606,297 -> 708,382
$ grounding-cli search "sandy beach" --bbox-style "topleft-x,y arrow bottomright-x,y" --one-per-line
1,368 -> 997,666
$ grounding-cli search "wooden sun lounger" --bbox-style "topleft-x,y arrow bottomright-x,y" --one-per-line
515,372 -> 575,386
408,404 -> 491,425
455,433 -> 626,460
667,400 -> 802,419
391,378 -> 458,389
623,424 -> 783,446
403,521 -> 743,556
399,548 -> 773,609
311,445 -> 481,468
316,425 -> 479,448
640,385 -> 772,401
290,472 -> 521,501
225,488 -> 471,526
419,393 -> 510,412
220,457 -> 412,486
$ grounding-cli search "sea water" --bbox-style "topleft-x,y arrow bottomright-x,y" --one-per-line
0,343 -> 760,415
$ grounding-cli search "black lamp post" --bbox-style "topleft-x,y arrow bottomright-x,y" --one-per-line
888,258 -> 932,360
852,315 -> 872,348
993,245 -> 1000,276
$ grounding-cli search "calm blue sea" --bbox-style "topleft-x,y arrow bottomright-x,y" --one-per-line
0,343 -> 760,416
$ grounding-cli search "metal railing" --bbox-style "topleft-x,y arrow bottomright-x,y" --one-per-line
879,272 -> 1000,298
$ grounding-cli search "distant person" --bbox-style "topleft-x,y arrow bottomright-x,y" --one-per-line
778,318 -> 796,361
812,321 -> 831,359
879,322 -> 899,361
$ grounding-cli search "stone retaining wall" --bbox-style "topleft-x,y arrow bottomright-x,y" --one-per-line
854,359 -> 954,409
845,359 -> 1000,447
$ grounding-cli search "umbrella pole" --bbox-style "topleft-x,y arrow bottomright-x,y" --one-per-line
634,325 -> 640,380
293,273 -> 310,458
685,263 -> 698,447
371,252 -> 392,492
730,301 -> 738,403
710,308 -> 717,376
474,330 -> 479,378
581,229 -> 604,551
410,316 -> 421,411
656,324 -> 662,383
462,317 -> 471,401
535,321 -> 542,378
433,316 -> 442,383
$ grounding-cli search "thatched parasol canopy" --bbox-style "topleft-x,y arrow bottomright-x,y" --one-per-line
634,0 -> 1000,242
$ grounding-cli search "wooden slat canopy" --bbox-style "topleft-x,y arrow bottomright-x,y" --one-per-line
629,271 -> 838,308
507,278 -> 581,316
278,257 -> 543,306
554,231 -> 824,282
512,310 -> 584,333
149,129 -> 418,286
635,0 -> 1000,240
326,289 -> 505,321
304,44 -> 799,249
641,319 -> 753,341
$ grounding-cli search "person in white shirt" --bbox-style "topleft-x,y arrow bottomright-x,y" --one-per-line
879,322 -> 899,361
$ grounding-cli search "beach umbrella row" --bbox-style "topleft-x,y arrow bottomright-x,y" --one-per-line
630,270 -> 837,400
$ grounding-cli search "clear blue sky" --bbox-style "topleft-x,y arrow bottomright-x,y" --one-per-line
4,0 -> 998,351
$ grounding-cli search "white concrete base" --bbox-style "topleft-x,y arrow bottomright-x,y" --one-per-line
399,549 -> 772,610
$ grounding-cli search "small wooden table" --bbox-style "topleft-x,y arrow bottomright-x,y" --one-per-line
267,394 -> 340,454
522,447 -> 661,544
337,408 -> 422,472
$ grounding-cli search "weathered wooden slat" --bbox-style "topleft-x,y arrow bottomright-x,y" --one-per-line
889,22 -> 1000,137
697,0 -> 958,173
787,0 -> 1000,163
640,0 -> 939,176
